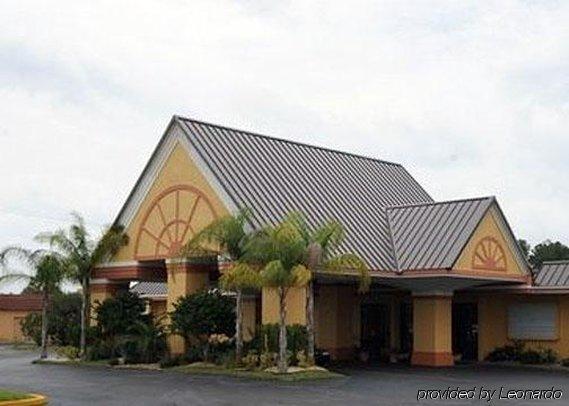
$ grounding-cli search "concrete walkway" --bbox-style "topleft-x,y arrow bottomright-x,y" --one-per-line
1,346 -> 568,405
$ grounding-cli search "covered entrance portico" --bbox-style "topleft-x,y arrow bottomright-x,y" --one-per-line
311,271 -> 526,367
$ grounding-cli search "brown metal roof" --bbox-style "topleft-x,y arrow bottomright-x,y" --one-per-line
0,294 -> 43,311
130,281 -> 167,297
114,116 -> 527,275
387,197 -> 495,271
535,261 -> 569,287
177,116 -> 433,271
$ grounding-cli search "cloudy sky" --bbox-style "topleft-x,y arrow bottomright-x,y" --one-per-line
1,1 -> 568,271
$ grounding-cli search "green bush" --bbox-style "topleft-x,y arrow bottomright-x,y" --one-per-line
90,292 -> 166,364
519,348 -> 558,365
561,358 -> 569,367
242,350 -> 259,370
123,318 -> 168,364
94,291 -> 147,338
247,324 -> 308,365
185,344 -> 205,364
20,313 -> 42,346
170,290 -> 235,343
159,354 -> 182,369
55,346 -> 80,360
20,292 -> 81,347
86,337 -> 115,361
485,340 -> 525,362
486,341 -> 558,365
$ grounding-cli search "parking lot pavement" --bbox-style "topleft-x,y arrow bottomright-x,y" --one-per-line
1,345 -> 568,405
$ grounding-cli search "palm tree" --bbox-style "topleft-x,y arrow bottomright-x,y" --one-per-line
244,218 -> 311,373
0,248 -> 67,359
37,213 -> 128,359
180,209 -> 260,364
288,213 -> 371,364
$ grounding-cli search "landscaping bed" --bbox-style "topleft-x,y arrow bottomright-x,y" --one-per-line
0,390 -> 46,405
172,362 -> 344,381
0,391 -> 30,402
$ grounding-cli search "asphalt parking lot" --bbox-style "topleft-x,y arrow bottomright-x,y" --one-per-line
1,345 -> 568,405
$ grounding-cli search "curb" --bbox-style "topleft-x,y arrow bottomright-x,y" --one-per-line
0,394 -> 48,405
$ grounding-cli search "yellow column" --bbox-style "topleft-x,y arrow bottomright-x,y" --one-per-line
166,259 -> 211,355
90,280 -> 128,324
261,287 -> 307,325
411,294 -> 453,367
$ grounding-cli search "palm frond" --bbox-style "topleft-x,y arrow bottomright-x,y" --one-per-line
0,272 -> 31,284
180,208 -> 252,260
0,246 -> 35,267
92,224 -> 129,266
323,253 -> 370,293
219,262 -> 262,290
260,260 -> 289,287
311,220 -> 345,259
290,264 -> 311,287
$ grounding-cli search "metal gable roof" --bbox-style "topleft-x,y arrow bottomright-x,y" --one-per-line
176,116 -> 434,271
535,261 -> 569,287
131,281 -> 167,297
386,197 -> 495,271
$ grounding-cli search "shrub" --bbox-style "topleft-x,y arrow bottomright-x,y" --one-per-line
20,292 -> 81,347
94,291 -> 147,339
185,344 -> 205,364
248,324 -> 308,365
485,340 -> 525,362
296,350 -> 313,368
90,292 -> 166,364
86,337 -> 115,361
242,350 -> 259,370
259,351 -> 277,369
20,313 -> 42,346
208,333 -> 233,365
170,290 -> 235,343
561,358 -> 569,367
519,348 -> 558,365
124,318 -> 168,364
159,354 -> 182,369
55,346 -> 80,360
486,341 -> 558,365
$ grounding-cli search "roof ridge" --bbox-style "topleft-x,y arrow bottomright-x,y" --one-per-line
541,260 -> 569,266
385,196 -> 495,211
175,115 -> 403,167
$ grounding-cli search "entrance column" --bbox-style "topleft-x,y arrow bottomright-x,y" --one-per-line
90,279 -> 129,323
166,258 -> 215,355
411,292 -> 453,367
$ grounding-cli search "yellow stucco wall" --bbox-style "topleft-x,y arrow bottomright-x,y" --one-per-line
454,208 -> 524,276
167,263 -> 210,354
314,285 -> 358,358
0,310 -> 34,343
242,297 -> 257,341
150,300 -> 167,319
412,296 -> 452,353
262,287 -> 307,325
113,141 -> 229,262
479,294 -> 569,360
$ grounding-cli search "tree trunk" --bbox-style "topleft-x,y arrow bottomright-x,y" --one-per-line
235,289 -> 243,364
306,280 -> 315,364
79,278 -> 89,360
277,287 -> 288,373
40,290 -> 49,359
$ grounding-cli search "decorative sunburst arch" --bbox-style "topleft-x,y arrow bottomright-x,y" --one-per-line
471,236 -> 507,272
134,185 -> 218,260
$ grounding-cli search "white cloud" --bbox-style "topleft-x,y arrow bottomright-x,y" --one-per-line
1,0 -> 569,292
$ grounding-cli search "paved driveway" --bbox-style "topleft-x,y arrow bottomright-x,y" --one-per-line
1,345 -> 568,405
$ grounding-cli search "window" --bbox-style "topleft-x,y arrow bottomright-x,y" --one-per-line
508,302 -> 557,340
